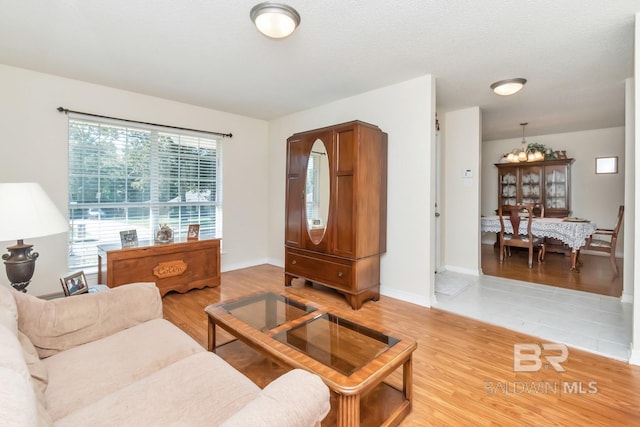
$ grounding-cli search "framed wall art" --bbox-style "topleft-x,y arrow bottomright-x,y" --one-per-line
595,156 -> 618,174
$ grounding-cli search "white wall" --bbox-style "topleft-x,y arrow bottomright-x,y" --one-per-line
267,75 -> 436,307
629,13 -> 640,366
481,127 -> 626,254
0,64 -> 269,295
441,107 -> 482,274
623,78 -> 635,303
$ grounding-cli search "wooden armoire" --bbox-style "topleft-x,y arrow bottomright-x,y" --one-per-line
284,120 -> 387,309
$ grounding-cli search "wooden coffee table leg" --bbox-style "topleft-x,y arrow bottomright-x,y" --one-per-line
337,394 -> 360,427
404,356 -> 413,401
207,317 -> 216,352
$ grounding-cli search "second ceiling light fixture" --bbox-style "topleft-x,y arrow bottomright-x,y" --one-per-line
250,2 -> 301,39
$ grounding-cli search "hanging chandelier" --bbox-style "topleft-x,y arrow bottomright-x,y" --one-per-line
503,123 -> 545,163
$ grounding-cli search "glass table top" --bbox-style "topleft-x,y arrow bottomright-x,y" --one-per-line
220,292 -> 317,332
272,313 -> 400,376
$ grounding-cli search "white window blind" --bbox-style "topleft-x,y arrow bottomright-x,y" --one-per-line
67,115 -> 222,270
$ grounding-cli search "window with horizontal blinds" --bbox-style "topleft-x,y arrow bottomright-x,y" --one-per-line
67,115 -> 222,270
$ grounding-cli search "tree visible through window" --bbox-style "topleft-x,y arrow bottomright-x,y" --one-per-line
67,115 -> 222,270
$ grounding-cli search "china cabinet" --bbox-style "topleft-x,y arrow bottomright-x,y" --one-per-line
495,158 -> 574,254
284,120 -> 387,309
495,158 -> 574,218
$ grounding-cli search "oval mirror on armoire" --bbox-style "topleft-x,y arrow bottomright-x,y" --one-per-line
305,138 -> 330,244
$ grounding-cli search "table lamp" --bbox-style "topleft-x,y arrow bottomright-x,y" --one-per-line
0,183 -> 68,292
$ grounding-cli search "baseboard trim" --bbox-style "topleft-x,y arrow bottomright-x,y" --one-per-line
266,257 -> 284,268
621,292 -> 634,304
440,265 -> 481,276
380,286 -> 431,308
629,346 -> 640,366
222,258 -> 270,273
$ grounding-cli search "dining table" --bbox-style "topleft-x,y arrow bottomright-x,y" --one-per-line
480,216 -> 597,271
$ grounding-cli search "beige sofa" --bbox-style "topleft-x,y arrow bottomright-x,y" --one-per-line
0,282 -> 330,426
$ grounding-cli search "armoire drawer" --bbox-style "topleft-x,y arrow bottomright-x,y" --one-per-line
286,250 -> 352,289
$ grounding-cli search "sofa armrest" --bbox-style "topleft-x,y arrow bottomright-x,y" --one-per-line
220,369 -> 330,427
14,282 -> 162,358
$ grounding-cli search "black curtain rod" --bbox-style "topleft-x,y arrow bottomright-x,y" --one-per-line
57,107 -> 233,138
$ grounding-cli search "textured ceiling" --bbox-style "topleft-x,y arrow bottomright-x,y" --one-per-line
0,0 -> 638,140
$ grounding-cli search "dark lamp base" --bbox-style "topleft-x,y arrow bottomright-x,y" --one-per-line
2,240 -> 39,293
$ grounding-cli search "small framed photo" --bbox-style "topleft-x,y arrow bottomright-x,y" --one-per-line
187,224 -> 200,240
60,271 -> 89,297
596,156 -> 618,174
120,229 -> 138,247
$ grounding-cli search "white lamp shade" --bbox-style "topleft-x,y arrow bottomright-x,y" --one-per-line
0,183 -> 68,241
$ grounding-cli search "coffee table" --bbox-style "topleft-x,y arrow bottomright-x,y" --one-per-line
205,292 -> 417,427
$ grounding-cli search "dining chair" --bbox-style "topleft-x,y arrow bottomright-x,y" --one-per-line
581,205 -> 624,276
498,204 -> 545,268
532,203 -> 545,218
501,203 -> 543,257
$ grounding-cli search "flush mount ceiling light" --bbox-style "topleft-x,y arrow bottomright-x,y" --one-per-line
250,2 -> 300,39
490,78 -> 527,96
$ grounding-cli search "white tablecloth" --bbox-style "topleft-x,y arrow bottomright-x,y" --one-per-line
480,216 -> 597,250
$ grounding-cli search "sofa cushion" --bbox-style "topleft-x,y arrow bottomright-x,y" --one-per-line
54,351 -> 261,427
0,324 -> 38,427
220,369 -> 331,427
0,284 -> 18,336
43,318 -> 204,421
0,369 -> 39,427
18,331 -> 48,395
15,282 -> 162,358
18,330 -> 51,426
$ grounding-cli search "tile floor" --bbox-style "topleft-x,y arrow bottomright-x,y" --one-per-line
434,271 -> 633,361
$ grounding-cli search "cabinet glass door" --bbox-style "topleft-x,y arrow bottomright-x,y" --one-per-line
545,165 -> 568,211
499,170 -> 517,206
520,166 -> 542,206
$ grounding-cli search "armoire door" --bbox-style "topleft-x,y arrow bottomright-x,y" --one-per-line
285,136 -> 307,248
333,125 -> 356,258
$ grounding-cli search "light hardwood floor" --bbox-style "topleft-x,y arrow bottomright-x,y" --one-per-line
163,264 -> 640,426
481,244 -> 623,297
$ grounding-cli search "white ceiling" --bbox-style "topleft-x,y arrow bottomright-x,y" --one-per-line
0,0 -> 638,140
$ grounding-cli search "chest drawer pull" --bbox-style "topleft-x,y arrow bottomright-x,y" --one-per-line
337,271 -> 343,278
291,259 -> 297,265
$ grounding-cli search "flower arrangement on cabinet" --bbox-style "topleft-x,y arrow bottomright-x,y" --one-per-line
501,142 -> 567,163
